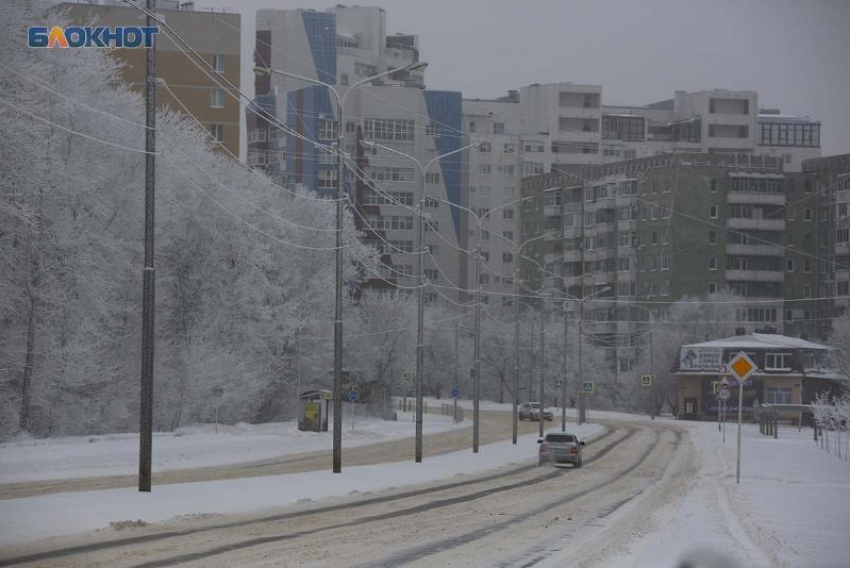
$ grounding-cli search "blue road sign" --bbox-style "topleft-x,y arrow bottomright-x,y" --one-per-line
582,381 -> 595,393
450,387 -> 460,398
348,390 -> 359,402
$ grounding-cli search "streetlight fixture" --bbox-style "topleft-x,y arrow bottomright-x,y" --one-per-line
361,139 -> 477,463
253,60 -> 428,474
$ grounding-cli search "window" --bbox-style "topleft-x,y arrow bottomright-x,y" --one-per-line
468,121 -> 476,133
212,54 -> 225,73
503,143 -> 516,154
479,274 -> 489,284
504,165 -> 516,176
765,353 -> 792,371
364,118 -> 415,141
708,282 -> 717,295
502,208 -> 514,220
804,208 -> 813,221
425,123 -> 438,136
803,284 -> 812,298
709,230 -> 717,244
765,387 -> 793,404
369,215 -> 414,231
709,205 -> 718,219
367,166 -> 415,183
786,259 -> 795,272
804,259 -> 812,273
425,220 -> 440,232
710,179 -> 718,193
210,88 -> 225,108
478,142 -> 491,153
318,118 -> 338,140
424,196 -> 439,208
709,255 -> 717,270
502,252 -> 513,263
424,269 -> 439,281
425,172 -> 441,184
209,123 -> 224,142
480,164 -> 491,175
787,233 -> 795,247
493,122 -> 505,134
662,255 -> 669,270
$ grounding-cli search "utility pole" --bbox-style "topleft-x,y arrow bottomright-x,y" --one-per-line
561,296 -> 568,432
538,299 -> 546,439
512,270 -> 520,444
578,297 -> 585,425
332,90 -> 345,475
138,0 -> 157,493
473,222 -> 482,453
414,170 -> 425,463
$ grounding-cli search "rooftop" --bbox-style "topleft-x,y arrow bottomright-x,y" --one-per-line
684,333 -> 832,352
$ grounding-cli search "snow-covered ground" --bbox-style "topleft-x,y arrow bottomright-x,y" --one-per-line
0,422 -> 605,546
0,409 -> 463,484
582,420 -> 850,568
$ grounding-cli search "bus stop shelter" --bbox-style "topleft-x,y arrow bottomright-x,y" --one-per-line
299,389 -> 331,432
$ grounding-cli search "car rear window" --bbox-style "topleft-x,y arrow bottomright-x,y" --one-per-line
545,434 -> 576,443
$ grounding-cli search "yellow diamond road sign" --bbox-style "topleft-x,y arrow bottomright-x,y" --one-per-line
729,351 -> 757,382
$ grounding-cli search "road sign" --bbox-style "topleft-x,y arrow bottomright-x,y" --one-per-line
348,390 -> 359,403
555,380 -> 563,388
403,371 -> 414,384
581,381 -> 595,393
450,387 -> 460,398
212,385 -> 224,398
718,388 -> 731,401
729,351 -> 757,382
720,375 -> 731,388
640,375 -> 653,388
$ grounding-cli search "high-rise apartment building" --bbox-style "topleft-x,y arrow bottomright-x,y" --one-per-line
803,153 -> 850,317
61,0 -> 241,157
248,6 -> 465,300
462,85 -> 822,309
519,152 -> 833,376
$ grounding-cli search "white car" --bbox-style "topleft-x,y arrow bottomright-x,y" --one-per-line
518,402 -> 553,421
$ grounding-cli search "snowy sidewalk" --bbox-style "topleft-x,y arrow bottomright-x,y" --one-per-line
0,410 -> 463,484
0,423 -> 604,546
588,420 -> 850,568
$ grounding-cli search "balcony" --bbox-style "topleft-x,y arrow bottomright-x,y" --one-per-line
544,205 -> 561,217
727,218 -> 785,231
725,269 -> 785,283
728,192 -> 785,206
726,244 -> 785,257
542,229 -> 562,241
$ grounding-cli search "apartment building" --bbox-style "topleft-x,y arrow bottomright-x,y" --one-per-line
247,6 -> 465,301
461,86 -> 823,307
803,153 -> 850,317
61,0 -> 241,156
601,90 -> 821,173
519,152 -> 831,376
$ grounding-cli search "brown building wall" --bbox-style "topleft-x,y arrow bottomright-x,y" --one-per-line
60,3 -> 240,157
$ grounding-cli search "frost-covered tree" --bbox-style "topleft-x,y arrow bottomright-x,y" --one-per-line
634,290 -> 745,416
0,1 -> 376,438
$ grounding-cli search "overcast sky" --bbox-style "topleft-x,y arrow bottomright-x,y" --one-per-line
197,0 -> 850,156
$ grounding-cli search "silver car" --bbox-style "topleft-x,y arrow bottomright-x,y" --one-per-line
538,433 -> 585,467
518,402 -> 553,421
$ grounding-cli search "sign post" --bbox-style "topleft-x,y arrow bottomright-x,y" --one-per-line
451,387 -> 460,423
729,352 -> 756,484
212,385 -> 224,434
581,382 -> 594,424
348,390 -> 359,432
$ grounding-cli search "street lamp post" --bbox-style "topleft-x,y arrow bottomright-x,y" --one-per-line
254,61 -> 427,473
363,140 -> 477,462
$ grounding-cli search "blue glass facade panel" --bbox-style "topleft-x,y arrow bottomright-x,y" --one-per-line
424,90 -> 463,239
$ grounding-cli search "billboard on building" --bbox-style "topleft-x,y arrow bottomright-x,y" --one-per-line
679,347 -> 723,371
